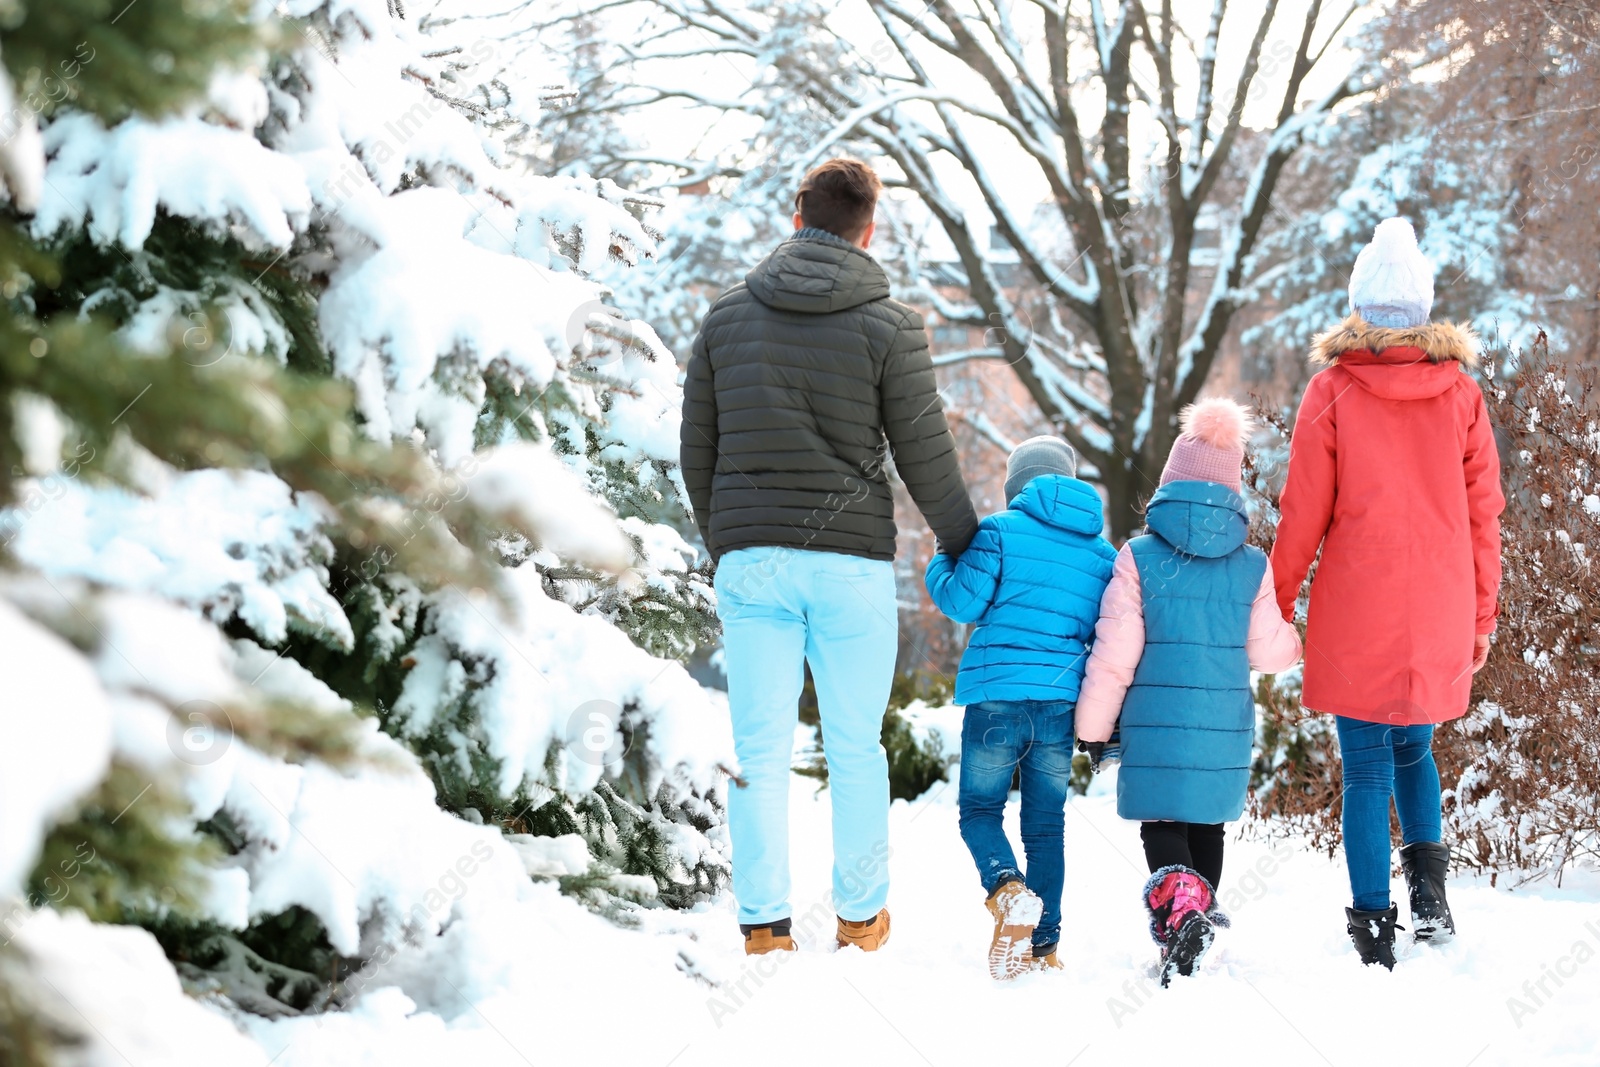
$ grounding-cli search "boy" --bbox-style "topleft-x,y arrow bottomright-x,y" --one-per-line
925,437 -> 1116,978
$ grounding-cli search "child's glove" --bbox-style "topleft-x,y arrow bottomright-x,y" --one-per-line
1076,726 -> 1121,773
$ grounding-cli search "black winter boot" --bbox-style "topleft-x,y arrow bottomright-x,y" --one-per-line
1399,841 -> 1455,942
1162,913 -> 1216,987
1346,905 -> 1399,969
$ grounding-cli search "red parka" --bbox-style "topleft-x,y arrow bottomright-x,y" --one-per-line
1271,316 -> 1505,725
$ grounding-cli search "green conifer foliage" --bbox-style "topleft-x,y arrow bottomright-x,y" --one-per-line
1,0 -> 731,1047
1,0 -> 259,122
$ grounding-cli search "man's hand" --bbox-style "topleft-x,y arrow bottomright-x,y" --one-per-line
1471,633 -> 1492,674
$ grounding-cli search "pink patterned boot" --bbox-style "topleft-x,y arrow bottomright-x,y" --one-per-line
1143,866 -> 1226,986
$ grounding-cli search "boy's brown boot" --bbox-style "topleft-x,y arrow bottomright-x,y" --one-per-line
743,921 -> 796,956
1029,936 -> 1063,971
985,879 -> 1043,980
836,909 -> 891,951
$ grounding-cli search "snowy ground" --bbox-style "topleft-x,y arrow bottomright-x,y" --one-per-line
212,767 -> 1600,1066
624,772 -> 1597,1067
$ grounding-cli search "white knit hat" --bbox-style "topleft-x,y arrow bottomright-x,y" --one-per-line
1348,218 -> 1434,328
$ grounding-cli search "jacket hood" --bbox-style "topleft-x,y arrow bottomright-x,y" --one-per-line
1310,314 -> 1479,367
1011,474 -> 1105,536
744,230 -> 891,314
1309,314 -> 1476,401
1336,349 -> 1466,400
1143,480 -> 1248,559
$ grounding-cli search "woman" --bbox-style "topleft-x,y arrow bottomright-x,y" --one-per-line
1270,218 -> 1505,969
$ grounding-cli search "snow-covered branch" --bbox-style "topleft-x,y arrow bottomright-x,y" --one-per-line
931,346 -> 1009,368
595,0 -> 1380,533
958,408 -> 1018,454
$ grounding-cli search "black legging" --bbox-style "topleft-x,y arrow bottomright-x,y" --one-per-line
1140,822 -> 1226,890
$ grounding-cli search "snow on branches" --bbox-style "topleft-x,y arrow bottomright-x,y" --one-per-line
1,0 -> 731,1050
575,0 -> 1381,534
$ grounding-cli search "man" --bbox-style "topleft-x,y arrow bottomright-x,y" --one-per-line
681,158 -> 978,956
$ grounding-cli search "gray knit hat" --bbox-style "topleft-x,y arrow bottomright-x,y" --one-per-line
1005,435 -> 1077,504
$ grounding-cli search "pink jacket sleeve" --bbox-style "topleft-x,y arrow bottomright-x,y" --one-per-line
1076,545 -> 1143,743
1462,387 -> 1505,634
1270,371 -> 1338,621
1247,565 -> 1303,673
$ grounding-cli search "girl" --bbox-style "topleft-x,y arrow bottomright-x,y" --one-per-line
1077,398 -> 1302,986
1271,218 -> 1504,969
925,436 -> 1116,979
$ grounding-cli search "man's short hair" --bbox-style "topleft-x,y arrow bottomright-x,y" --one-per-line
795,158 -> 881,241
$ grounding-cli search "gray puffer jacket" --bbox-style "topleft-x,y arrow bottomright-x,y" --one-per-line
681,229 -> 978,563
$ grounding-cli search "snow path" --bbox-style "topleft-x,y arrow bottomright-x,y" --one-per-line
626,774 -> 1600,1067
238,772 -> 1600,1066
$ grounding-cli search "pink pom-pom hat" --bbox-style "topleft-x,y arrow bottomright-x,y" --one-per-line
1159,397 -> 1254,493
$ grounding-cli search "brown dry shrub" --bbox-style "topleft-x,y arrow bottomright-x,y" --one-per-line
1440,336 -> 1600,878
1241,403 -> 1345,856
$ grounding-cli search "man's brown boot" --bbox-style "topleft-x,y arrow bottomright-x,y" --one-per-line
743,921 -> 796,956
985,879 -> 1043,980
1030,949 -> 1063,971
836,908 -> 891,951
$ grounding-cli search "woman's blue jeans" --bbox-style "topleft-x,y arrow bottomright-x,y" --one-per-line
957,700 -> 1074,950
1334,716 -> 1443,911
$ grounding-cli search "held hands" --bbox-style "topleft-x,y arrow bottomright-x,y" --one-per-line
1076,725 -> 1121,773
1471,633 -> 1492,674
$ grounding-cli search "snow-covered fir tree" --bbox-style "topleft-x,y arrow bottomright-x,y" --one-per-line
1,0 -> 733,1057
1241,86 -> 1539,370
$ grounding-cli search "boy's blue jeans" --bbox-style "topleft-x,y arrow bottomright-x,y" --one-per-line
1334,716 -> 1443,911
715,547 -> 899,926
957,699 -> 1074,950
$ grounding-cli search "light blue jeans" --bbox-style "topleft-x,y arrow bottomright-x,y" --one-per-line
715,546 -> 899,925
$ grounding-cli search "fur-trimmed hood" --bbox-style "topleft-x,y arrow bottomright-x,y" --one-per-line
1309,314 -> 1479,367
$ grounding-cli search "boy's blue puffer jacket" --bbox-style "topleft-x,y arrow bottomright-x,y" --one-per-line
925,474 -> 1116,705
